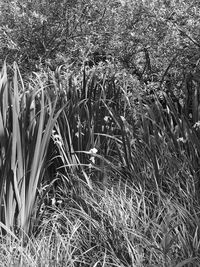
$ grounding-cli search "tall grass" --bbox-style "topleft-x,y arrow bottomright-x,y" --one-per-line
1,182 -> 199,266
0,62 -> 200,266
0,62 -> 63,235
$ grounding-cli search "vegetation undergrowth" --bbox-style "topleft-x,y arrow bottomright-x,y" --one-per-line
0,181 -> 199,266
2,0 -> 200,265
0,59 -> 199,266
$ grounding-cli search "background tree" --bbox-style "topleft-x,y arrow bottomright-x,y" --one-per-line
1,0 -> 200,84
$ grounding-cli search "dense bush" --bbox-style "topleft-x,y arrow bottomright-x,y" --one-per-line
1,0 -> 200,78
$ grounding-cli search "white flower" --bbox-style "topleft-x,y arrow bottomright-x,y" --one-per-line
104,116 -> 110,122
89,148 -> 98,164
90,156 -> 95,164
75,131 -> 84,138
88,163 -> 93,169
89,148 -> 98,154
193,121 -> 200,130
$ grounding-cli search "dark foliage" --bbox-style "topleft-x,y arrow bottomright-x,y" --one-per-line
85,50 -> 108,67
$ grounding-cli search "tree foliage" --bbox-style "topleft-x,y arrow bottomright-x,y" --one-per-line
1,0 -> 200,83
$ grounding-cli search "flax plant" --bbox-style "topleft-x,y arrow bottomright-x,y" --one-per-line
141,91 -> 200,199
48,66 -> 126,190
0,62 -> 62,235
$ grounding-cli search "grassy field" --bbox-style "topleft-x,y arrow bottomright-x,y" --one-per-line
0,61 -> 199,266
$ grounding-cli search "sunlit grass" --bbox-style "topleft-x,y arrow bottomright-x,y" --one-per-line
0,180 -> 199,266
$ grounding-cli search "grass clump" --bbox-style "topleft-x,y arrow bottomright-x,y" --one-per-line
1,181 -> 199,266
